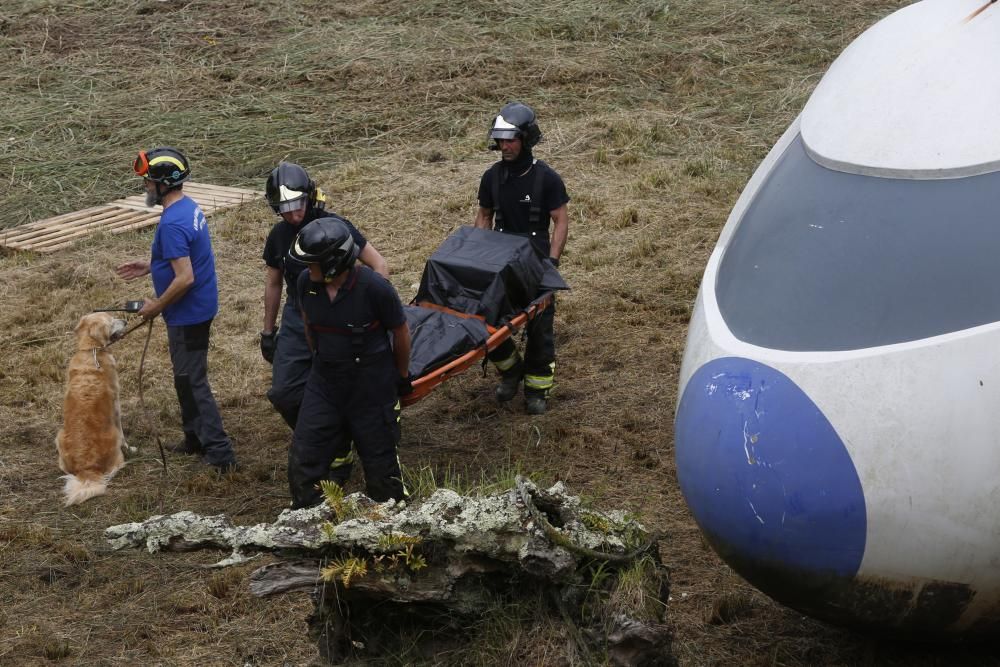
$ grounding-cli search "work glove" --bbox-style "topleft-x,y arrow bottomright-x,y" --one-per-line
260,329 -> 278,364
396,374 -> 415,397
546,256 -> 560,268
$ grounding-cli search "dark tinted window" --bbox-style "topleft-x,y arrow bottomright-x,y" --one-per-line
717,135 -> 1000,351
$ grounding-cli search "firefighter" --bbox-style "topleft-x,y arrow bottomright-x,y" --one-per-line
286,217 -> 411,508
473,102 -> 570,415
261,162 -> 388,429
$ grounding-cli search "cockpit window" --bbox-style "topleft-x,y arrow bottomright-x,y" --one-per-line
717,134 -> 1000,351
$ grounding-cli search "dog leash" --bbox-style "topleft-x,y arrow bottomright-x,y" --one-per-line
134,319 -> 168,472
101,318 -> 168,471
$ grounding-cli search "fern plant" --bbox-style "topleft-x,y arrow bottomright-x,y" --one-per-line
321,556 -> 369,588
320,480 -> 348,515
374,533 -> 428,573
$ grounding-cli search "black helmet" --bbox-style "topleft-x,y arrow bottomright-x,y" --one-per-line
133,147 -> 191,187
488,102 -> 542,150
289,216 -> 359,280
266,162 -> 316,214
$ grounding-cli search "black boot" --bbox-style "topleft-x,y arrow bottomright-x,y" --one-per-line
495,363 -> 524,402
525,393 -> 547,415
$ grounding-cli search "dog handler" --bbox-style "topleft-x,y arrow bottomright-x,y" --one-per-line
261,162 -> 388,429
115,146 -> 238,473
286,217 -> 411,508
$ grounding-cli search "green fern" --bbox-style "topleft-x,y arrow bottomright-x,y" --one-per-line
320,480 -> 364,520
406,552 -> 428,572
320,480 -> 346,514
581,511 -> 612,534
321,556 -> 369,588
320,522 -> 337,541
377,533 -> 423,552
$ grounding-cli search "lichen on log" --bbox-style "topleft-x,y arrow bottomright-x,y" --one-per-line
105,476 -> 674,666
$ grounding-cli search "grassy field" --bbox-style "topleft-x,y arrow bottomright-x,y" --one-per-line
3,0 -> 1000,664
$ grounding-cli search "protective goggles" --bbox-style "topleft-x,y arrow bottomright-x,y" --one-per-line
132,151 -> 150,177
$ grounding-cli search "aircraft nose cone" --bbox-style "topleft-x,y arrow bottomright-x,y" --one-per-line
675,357 -> 867,598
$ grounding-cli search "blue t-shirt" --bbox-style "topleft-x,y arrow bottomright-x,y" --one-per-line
150,195 -> 219,326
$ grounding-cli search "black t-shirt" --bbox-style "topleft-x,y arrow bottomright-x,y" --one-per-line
477,159 -> 569,255
296,266 -> 406,364
262,207 -> 368,307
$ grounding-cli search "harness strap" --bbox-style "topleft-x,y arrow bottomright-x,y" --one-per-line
491,159 -> 546,230
491,161 -> 503,227
527,159 -> 546,227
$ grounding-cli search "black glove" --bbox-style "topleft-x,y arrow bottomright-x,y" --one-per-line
547,256 -> 560,268
260,329 -> 278,364
397,374 -> 415,396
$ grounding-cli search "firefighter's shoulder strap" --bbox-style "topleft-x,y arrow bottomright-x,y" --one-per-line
490,159 -> 545,229
528,159 -> 546,228
489,161 -> 504,227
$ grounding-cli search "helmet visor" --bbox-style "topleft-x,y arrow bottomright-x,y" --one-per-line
489,129 -> 520,141
276,184 -> 308,213
489,113 -> 520,141
278,198 -> 307,214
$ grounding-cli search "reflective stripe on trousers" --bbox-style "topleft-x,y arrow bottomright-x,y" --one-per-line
493,347 -> 522,372
524,362 -> 555,395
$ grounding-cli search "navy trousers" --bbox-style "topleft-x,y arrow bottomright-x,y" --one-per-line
288,355 -> 403,508
267,302 -> 312,429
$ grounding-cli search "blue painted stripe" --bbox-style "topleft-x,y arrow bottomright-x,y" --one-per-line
676,357 -> 866,579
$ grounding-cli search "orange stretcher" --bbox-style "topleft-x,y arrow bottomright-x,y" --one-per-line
402,292 -> 555,407
397,225 -> 567,407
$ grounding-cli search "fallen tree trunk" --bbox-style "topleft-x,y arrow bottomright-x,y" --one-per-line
106,477 -> 674,666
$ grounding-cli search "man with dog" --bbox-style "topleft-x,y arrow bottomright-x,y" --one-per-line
261,162 -> 389,430
474,102 -> 570,415
286,216 -> 411,509
115,146 -> 238,473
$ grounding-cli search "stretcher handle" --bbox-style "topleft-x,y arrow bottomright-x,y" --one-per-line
401,292 -> 556,407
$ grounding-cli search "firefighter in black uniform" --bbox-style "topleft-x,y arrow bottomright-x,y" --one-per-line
474,102 -> 570,415
261,162 -> 388,429
286,217 -> 412,508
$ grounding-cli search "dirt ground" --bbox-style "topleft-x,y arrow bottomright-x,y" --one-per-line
3,0 -> 1000,665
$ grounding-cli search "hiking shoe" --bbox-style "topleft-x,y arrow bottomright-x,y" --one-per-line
525,394 -> 547,415
495,371 -> 523,403
167,438 -> 202,455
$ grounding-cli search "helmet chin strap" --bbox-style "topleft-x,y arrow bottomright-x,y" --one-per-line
323,263 -> 355,283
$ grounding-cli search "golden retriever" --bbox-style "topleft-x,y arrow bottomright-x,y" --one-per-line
56,312 -> 129,505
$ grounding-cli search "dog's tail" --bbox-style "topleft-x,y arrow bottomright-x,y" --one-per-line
61,472 -> 109,506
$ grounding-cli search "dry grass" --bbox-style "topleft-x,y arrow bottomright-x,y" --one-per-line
4,0 -> 1000,665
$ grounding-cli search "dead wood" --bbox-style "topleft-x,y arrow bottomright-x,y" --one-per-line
106,477 -> 674,665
